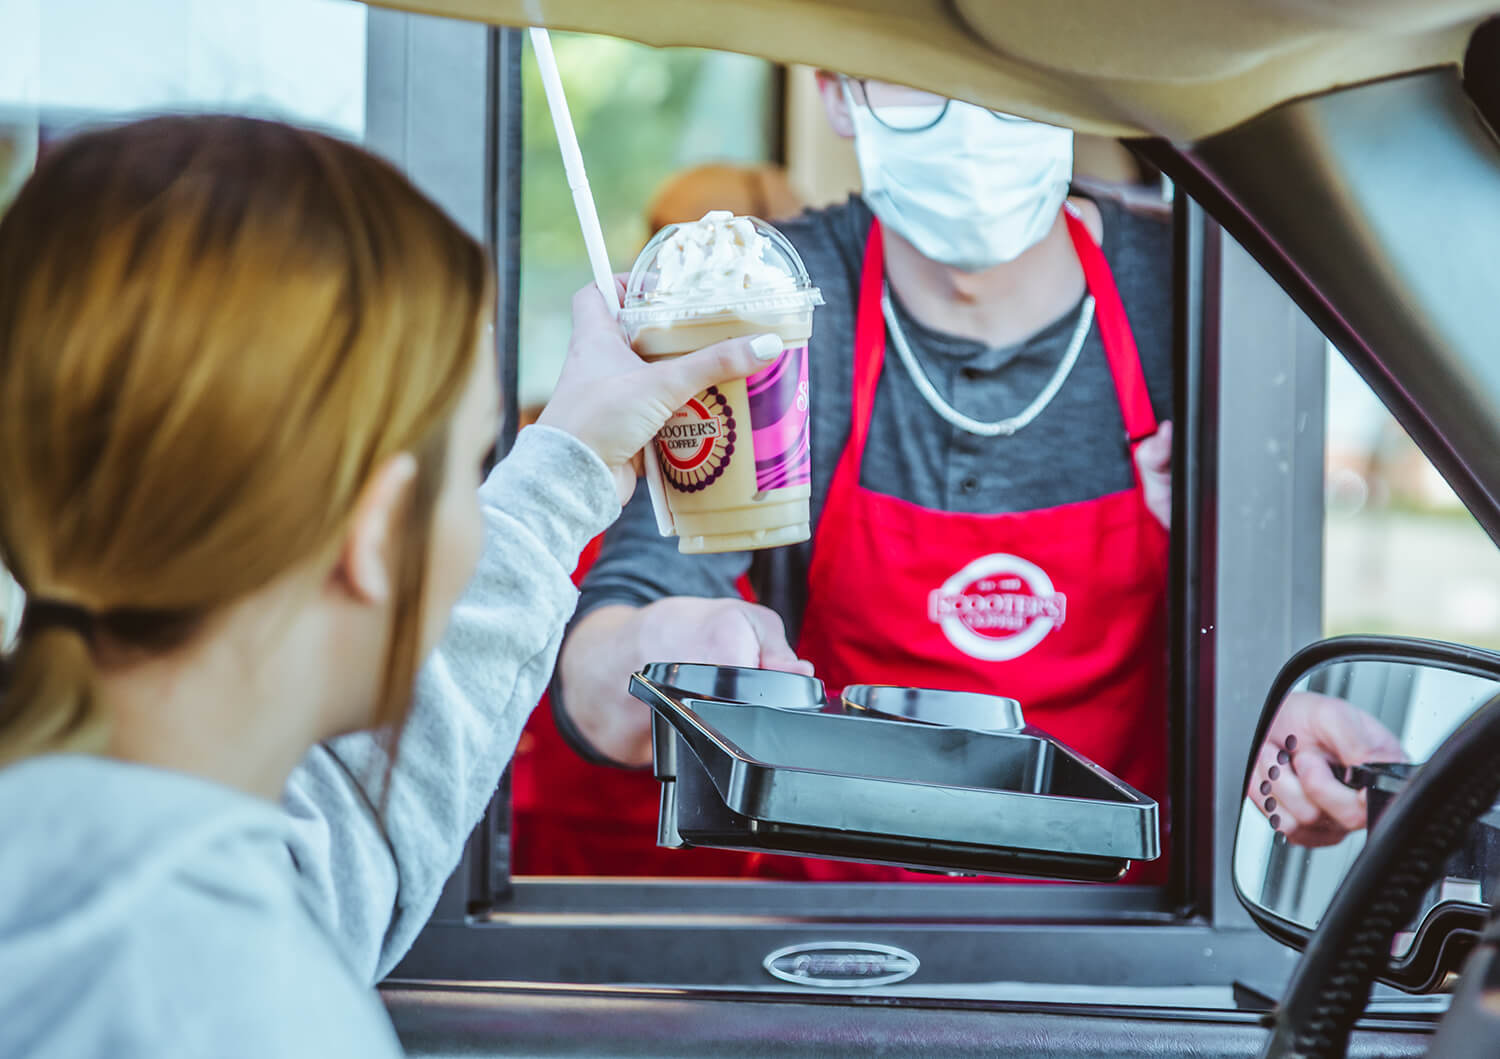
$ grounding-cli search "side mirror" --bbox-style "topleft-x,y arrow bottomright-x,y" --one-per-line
1234,636 -> 1500,991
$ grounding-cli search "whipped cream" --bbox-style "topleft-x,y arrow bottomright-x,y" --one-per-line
649,210 -> 799,304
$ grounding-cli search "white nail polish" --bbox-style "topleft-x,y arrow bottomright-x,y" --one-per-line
750,333 -> 783,361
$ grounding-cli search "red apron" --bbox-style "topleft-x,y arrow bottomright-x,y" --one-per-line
788,211 -> 1170,884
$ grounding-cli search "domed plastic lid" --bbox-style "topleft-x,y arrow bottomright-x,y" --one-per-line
620,211 -> 823,334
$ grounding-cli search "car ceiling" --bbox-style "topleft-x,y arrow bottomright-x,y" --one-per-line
362,0 -> 1498,139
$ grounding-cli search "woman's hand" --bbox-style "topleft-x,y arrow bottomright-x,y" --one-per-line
1249,691 -> 1406,847
537,283 -> 783,504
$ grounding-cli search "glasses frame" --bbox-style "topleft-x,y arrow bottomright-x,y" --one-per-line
843,75 -> 1017,134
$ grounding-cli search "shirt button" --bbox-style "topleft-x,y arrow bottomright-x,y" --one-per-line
959,475 -> 980,493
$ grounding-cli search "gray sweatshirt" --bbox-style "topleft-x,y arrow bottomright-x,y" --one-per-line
0,426 -> 619,1058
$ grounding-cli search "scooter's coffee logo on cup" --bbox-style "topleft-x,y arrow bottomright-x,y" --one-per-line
656,387 -> 736,493
928,554 -> 1067,661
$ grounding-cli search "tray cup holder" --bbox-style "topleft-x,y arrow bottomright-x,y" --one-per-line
640,663 -> 827,850
841,685 -> 1024,732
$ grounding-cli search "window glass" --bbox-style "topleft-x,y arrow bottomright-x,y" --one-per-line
518,35 -> 776,411
1,0 -> 365,138
0,0 -> 366,210
0,565 -> 18,652
0,0 -> 39,214
0,116 -> 35,218
1324,347 -> 1500,649
1244,344 -> 1500,955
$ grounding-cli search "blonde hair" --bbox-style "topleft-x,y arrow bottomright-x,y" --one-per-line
0,115 -> 491,764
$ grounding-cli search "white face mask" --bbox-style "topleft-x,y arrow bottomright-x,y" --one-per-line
844,83 -> 1074,271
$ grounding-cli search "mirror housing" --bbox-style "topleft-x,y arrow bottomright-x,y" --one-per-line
1235,635 -> 1500,992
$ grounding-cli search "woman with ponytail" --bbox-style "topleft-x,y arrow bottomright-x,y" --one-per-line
0,115 -> 783,1058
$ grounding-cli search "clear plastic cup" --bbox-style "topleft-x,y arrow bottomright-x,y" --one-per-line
621,212 -> 823,554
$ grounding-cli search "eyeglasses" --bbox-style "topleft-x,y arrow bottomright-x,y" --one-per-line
842,76 -> 1026,134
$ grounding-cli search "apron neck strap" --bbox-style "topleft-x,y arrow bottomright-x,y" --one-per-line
847,216 -> 889,469
847,210 -> 1158,472
1064,208 -> 1159,446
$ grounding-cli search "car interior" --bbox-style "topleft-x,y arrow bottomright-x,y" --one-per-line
7,0 -> 1500,1056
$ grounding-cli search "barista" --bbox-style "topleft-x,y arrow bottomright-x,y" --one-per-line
552,75 -> 1177,881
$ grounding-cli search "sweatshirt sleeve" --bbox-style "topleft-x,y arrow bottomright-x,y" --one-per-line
278,425 -> 618,984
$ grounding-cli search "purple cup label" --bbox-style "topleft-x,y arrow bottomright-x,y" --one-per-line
746,344 -> 811,492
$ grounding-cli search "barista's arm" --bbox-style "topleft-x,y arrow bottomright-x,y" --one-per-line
555,480 -> 809,767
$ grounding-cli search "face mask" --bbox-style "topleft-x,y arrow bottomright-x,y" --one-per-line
844,83 -> 1074,271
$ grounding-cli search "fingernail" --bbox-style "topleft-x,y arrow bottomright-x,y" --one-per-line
1269,814 -> 1282,831
1264,797 -> 1277,812
1259,780 -> 1272,796
1277,749 -> 1290,766
1285,734 -> 1298,752
750,333 -> 783,361
1269,765 -> 1280,781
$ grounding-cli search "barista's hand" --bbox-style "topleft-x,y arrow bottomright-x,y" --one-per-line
559,597 -> 813,767
639,597 -> 814,678
538,284 -> 782,504
1134,420 -> 1173,530
1250,691 -> 1406,848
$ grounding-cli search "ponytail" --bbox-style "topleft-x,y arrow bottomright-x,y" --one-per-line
0,620 -> 107,766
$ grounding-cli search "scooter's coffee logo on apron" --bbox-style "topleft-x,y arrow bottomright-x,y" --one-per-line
656,387 -> 736,492
928,554 -> 1068,661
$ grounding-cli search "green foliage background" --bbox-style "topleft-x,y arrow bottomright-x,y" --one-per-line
518,34 -> 773,406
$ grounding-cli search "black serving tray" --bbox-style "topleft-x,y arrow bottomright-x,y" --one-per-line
632,664 -> 1159,881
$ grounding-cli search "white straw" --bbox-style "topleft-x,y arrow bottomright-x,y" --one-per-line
528,27 -> 676,537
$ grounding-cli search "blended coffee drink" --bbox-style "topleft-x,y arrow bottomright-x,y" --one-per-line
621,211 -> 823,554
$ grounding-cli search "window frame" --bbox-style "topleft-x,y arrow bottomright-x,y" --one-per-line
359,8 -> 522,918
399,33 -> 1333,989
